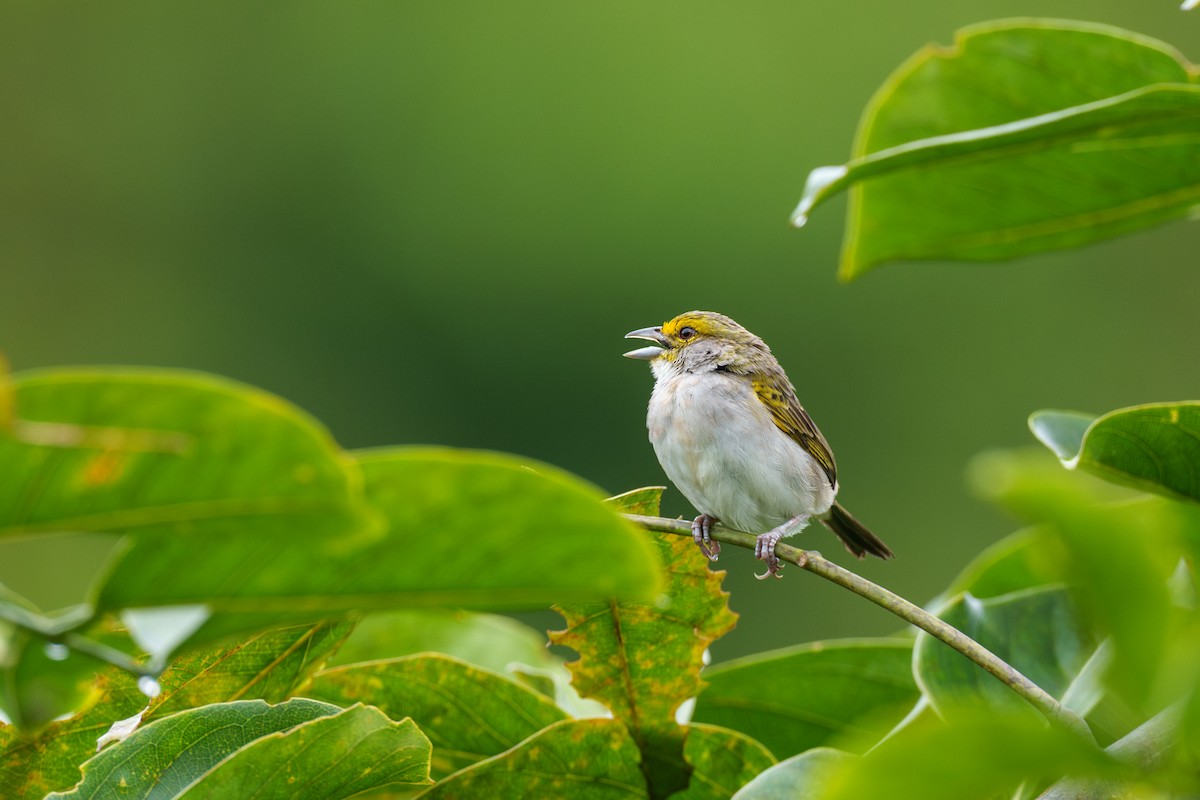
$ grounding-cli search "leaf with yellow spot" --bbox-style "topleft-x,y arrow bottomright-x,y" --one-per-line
45,699 -> 431,799
419,718 -> 647,799
0,369 -> 364,543
173,704 -> 431,798
674,723 -> 775,800
303,653 -> 567,779
549,487 -> 738,799
0,619 -> 353,798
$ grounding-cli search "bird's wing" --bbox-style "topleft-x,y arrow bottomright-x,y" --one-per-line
750,374 -> 838,487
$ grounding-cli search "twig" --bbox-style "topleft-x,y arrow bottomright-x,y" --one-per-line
623,513 -> 1095,744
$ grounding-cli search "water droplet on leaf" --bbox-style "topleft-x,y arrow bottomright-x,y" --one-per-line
44,642 -> 69,661
137,675 -> 162,699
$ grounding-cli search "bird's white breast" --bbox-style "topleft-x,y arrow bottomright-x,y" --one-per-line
646,369 -> 835,534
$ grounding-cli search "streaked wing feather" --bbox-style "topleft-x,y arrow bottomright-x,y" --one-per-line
751,376 -> 837,487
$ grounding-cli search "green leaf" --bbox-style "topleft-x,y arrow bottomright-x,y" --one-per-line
0,626 -> 109,729
675,723 -> 776,800
792,20 -> 1200,279
149,618 -> 355,715
97,448 -> 662,643
914,587 -> 1098,719
174,704 -> 431,799
937,527 -> 1063,604
0,369 -> 363,541
970,449 -> 1186,711
551,488 -> 738,798
1031,404 -> 1200,503
607,486 -> 666,517
818,708 -> 1118,800
46,698 -> 342,799
730,747 -> 853,800
323,608 -> 605,717
303,654 -> 567,779
327,609 -> 558,675
691,639 -> 919,759
1,669 -> 148,798
418,718 -> 647,799
0,619 -> 352,797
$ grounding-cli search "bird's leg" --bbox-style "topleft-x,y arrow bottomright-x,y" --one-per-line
691,514 -> 721,560
754,513 -> 809,580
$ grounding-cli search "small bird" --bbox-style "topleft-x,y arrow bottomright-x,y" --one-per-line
624,311 -> 893,578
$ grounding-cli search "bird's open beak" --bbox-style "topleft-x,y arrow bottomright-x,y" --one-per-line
623,326 -> 669,360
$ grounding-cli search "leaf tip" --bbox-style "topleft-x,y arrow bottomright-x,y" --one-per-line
792,165 -> 849,229
1028,409 -> 1095,465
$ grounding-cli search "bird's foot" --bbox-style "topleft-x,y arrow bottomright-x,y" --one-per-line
692,514 -> 721,561
754,531 -> 785,580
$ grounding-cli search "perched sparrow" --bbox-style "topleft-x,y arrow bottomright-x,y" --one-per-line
625,311 -> 893,578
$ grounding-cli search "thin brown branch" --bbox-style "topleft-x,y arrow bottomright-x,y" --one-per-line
623,513 -> 1095,744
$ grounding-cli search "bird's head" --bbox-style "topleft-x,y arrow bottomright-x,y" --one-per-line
624,311 -> 768,374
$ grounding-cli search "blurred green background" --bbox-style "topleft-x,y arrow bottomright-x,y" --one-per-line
3,1 -> 1198,662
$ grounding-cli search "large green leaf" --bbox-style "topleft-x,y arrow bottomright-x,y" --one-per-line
551,488 -> 738,798
174,704 -> 431,799
1031,404 -> 1200,503
934,531 -> 1140,741
817,708 -> 1117,800
731,748 -> 853,800
323,609 -> 603,716
915,587 -> 1098,719
675,723 -> 775,800
691,639 -> 919,759
418,718 -> 647,799
46,698 -> 343,799
936,527 -> 1062,605
148,618 -> 355,715
970,449 -> 1186,711
0,369 -> 362,541
1,668 -> 148,798
326,609 -> 558,675
97,448 -> 662,642
792,20 -> 1200,279
303,654 -> 567,779
1,370 -> 661,730
0,619 -> 352,797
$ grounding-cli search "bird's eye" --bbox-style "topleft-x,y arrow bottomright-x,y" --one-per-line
678,326 -> 697,340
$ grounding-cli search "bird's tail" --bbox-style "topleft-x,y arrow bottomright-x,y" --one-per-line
820,502 -> 894,560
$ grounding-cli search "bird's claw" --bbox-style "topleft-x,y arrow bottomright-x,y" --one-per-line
754,531 -> 784,579
692,514 -> 720,561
